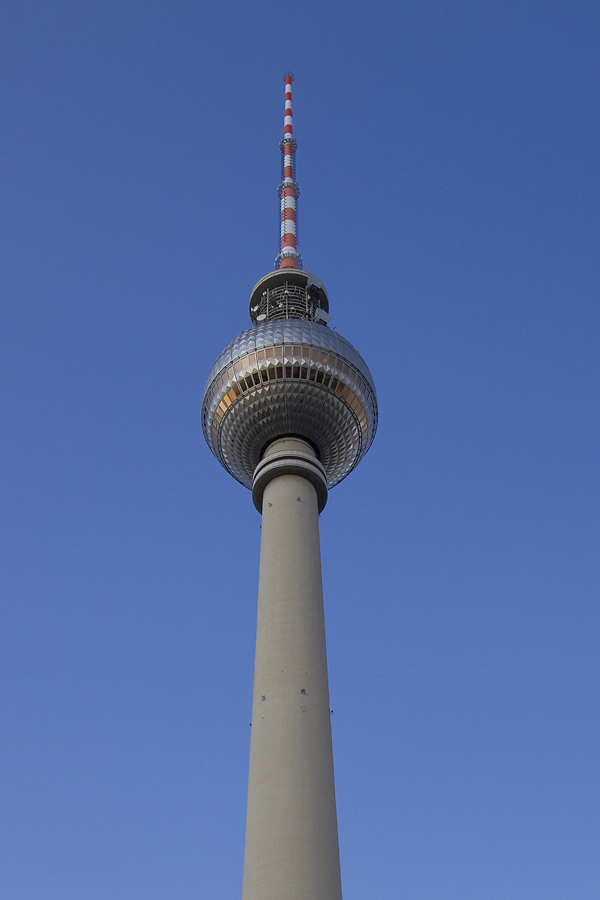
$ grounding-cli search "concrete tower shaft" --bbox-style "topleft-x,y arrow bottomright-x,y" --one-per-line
242,438 -> 342,900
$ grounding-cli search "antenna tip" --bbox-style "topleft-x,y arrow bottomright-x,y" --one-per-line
283,71 -> 294,82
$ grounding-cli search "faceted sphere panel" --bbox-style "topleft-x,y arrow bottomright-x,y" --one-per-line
202,320 -> 378,489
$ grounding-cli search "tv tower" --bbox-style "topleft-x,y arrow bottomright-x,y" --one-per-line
202,73 -> 378,900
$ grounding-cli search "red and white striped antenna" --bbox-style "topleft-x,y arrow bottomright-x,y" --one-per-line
276,72 -> 302,270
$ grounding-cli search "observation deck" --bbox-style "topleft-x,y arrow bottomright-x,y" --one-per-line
202,305 -> 377,490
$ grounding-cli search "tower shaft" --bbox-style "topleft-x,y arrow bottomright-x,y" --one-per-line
242,438 -> 342,900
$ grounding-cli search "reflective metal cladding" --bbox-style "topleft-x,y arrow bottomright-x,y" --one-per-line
202,318 -> 377,490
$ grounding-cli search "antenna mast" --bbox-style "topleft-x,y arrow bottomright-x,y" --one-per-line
276,72 -> 302,269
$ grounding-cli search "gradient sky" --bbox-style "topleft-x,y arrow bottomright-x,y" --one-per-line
1,2 -> 598,898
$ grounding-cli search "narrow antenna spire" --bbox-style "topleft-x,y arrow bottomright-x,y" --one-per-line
276,72 -> 302,270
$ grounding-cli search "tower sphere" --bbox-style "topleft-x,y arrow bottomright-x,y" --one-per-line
201,268 -> 377,492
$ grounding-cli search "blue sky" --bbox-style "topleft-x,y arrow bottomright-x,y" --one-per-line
0,1 -> 598,898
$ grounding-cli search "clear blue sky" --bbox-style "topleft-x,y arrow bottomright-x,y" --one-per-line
1,2 -> 598,898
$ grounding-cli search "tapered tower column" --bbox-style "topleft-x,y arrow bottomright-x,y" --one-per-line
242,438 -> 342,900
